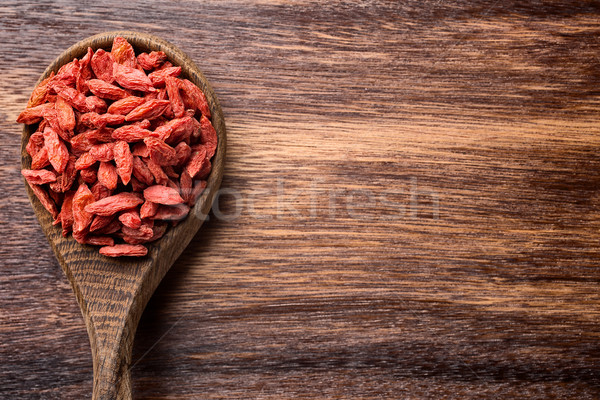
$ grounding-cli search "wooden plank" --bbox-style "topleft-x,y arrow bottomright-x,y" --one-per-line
1,0 -> 600,398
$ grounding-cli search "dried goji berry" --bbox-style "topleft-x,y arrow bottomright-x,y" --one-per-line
99,244 -> 148,257
132,142 -> 150,158
30,184 -> 58,219
165,76 -> 185,118
111,36 -> 137,68
77,47 -> 94,94
56,86 -> 89,113
179,170 -> 192,203
112,124 -> 154,142
42,105 -> 71,142
143,185 -> 184,205
174,142 -> 192,167
61,190 -> 75,237
31,146 -> 50,170
43,127 -> 69,174
53,155 -> 77,192
107,96 -> 146,115
137,51 -> 167,70
140,199 -> 159,219
91,182 -> 112,201
72,183 -> 95,234
95,218 -> 122,235
132,156 -> 154,186
113,141 -> 133,185
125,99 -> 170,122
167,116 -> 198,145
114,63 -> 155,92
130,176 -> 146,192
145,157 -> 168,185
21,169 -> 57,185
98,161 -> 118,190
75,152 -> 97,170
179,78 -> 211,118
79,167 -> 98,184
85,192 -> 144,216
198,115 -> 217,158
54,59 -> 80,88
163,165 -> 179,179
55,95 -> 75,134
187,180 -> 207,207
84,235 -> 115,246
89,142 -> 115,162
80,112 -> 125,128
118,209 -> 142,229
148,66 -> 181,87
122,222 -> 154,241
87,79 -> 129,100
185,145 -> 207,178
91,49 -> 115,83
16,103 -> 53,124
153,204 -> 189,221
144,137 -> 176,166
90,215 -> 115,232
149,222 -> 168,242
26,131 -> 45,158
27,71 -> 55,108
85,96 -> 108,114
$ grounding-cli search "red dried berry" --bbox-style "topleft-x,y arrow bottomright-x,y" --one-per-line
107,96 -> 146,115
89,142 -> 115,162
99,244 -> 148,257
97,161 -> 118,190
61,191 -> 75,237
148,66 -> 181,86
144,137 -> 177,166
165,76 -> 185,118
118,209 -> 142,229
87,79 -> 129,100
85,192 -> 144,216
27,72 -> 55,108
137,51 -> 167,70
91,49 -> 115,83
114,63 -> 155,92
17,103 -> 53,124
153,204 -> 190,221
113,141 -> 133,185
143,185 -> 184,205
43,127 -> 69,174
125,99 -> 170,122
56,86 -> 89,113
140,199 -> 159,219
132,156 -> 154,186
111,36 -> 137,68
21,169 -> 57,185
72,183 -> 95,234
90,215 -> 115,232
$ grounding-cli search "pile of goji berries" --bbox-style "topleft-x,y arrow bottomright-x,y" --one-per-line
18,37 -> 217,257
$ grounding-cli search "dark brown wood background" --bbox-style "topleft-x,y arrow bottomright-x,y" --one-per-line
2,1 -> 600,398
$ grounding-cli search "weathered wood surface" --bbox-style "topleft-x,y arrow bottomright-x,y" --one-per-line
2,0 -> 600,398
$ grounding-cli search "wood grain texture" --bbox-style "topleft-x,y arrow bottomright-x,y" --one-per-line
2,0 -> 600,399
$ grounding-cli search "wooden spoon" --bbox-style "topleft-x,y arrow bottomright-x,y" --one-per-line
20,31 -> 226,400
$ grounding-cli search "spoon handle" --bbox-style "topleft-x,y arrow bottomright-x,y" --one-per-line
66,258 -> 155,400
90,319 -> 134,400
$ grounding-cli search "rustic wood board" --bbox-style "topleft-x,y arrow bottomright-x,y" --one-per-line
2,0 -> 600,398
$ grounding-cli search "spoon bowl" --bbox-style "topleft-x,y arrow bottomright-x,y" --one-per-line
20,31 -> 226,400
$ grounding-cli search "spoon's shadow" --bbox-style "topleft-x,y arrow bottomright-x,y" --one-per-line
129,212 -> 221,397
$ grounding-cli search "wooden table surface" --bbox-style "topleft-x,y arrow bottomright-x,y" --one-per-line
2,1 -> 600,399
